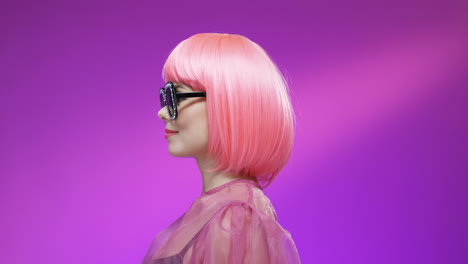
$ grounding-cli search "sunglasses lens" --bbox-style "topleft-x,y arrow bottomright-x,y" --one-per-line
159,89 -> 165,108
166,86 -> 175,117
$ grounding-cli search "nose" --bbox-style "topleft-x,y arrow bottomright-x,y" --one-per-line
157,106 -> 170,122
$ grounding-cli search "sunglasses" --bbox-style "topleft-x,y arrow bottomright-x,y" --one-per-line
159,81 -> 207,120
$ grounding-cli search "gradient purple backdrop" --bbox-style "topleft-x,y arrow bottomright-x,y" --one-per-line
1,0 -> 467,263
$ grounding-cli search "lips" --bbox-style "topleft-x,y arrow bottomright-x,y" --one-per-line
165,128 -> 178,139
165,128 -> 178,133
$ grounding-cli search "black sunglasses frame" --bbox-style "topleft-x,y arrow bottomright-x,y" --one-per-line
160,81 -> 206,120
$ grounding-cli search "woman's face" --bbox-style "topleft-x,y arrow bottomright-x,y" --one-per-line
157,82 -> 209,158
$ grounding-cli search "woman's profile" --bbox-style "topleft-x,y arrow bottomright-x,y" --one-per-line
142,33 -> 301,263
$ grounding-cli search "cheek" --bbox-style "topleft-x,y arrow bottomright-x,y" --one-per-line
168,102 -> 209,157
191,106 -> 209,149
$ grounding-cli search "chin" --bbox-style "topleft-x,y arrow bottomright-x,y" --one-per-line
168,147 -> 193,157
168,149 -> 186,157
167,142 -> 208,158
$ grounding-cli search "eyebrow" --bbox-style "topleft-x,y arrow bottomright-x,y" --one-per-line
174,84 -> 192,92
172,84 -> 182,90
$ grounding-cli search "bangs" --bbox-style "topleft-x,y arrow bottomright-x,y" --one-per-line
162,36 -> 215,92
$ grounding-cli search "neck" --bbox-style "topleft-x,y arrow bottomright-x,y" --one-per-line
195,153 -> 253,193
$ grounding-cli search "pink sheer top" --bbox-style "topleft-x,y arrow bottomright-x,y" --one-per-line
141,179 -> 301,264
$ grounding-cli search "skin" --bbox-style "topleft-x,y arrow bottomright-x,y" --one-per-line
157,82 -> 251,193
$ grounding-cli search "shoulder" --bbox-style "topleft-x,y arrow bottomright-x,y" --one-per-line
209,201 -> 288,240
190,201 -> 301,263
214,201 -> 257,234
202,180 -> 278,218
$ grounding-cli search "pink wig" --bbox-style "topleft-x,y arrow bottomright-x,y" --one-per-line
162,33 -> 295,188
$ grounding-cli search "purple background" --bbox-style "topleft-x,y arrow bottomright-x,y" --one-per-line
1,0 -> 467,263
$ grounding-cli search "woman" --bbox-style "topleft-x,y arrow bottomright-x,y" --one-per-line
142,33 -> 301,263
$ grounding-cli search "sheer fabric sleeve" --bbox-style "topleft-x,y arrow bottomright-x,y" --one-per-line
188,201 -> 301,264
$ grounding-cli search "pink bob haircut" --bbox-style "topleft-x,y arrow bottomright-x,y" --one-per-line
162,33 -> 295,188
